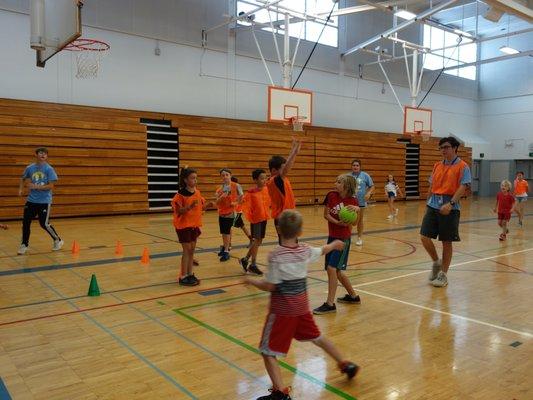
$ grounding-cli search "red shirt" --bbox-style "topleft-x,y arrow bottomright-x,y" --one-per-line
497,191 -> 515,213
323,191 -> 358,239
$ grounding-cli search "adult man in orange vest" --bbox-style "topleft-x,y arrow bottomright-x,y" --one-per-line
420,136 -> 471,287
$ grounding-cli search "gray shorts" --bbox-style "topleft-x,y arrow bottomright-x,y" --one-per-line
420,206 -> 460,242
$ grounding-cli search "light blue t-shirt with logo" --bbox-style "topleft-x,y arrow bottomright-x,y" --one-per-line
23,163 -> 58,204
350,171 -> 374,207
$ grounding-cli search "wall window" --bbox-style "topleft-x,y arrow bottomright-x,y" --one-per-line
423,25 -> 477,80
237,0 -> 338,48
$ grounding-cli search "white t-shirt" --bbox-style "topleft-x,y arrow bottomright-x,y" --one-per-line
385,182 -> 399,195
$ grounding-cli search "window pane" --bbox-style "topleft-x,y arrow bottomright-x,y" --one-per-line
305,20 -> 323,42
458,65 -> 476,80
280,0 -> 305,13
459,42 -> 477,64
423,54 -> 443,70
320,26 -> 338,47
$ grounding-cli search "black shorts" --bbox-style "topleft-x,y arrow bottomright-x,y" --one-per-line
251,221 -> 267,239
219,216 -> 233,235
176,227 -> 201,243
233,213 -> 245,228
387,191 -> 396,198
420,206 -> 460,242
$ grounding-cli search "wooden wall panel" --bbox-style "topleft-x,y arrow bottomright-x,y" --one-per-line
0,98 -> 472,220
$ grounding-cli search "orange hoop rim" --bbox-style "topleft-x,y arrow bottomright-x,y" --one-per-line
64,39 -> 110,52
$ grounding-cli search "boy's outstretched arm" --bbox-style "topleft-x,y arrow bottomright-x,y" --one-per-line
279,137 -> 302,178
243,277 -> 276,292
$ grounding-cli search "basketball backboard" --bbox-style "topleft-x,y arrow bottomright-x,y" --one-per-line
30,0 -> 83,67
403,106 -> 432,136
268,86 -> 313,125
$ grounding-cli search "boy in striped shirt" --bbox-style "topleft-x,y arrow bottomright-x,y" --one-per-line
245,210 -> 359,400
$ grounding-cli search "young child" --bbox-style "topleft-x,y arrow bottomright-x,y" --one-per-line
240,169 -> 271,276
244,210 -> 359,400
313,175 -> 361,315
230,176 -> 252,246
267,138 -> 301,240
385,174 -> 402,219
493,180 -> 515,241
171,167 -> 211,286
215,168 -> 244,261
18,147 -> 63,255
513,171 -> 529,227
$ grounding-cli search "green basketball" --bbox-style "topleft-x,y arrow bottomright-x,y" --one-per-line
339,207 -> 357,224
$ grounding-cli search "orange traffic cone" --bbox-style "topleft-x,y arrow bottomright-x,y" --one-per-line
140,247 -> 150,264
115,240 -> 124,256
71,240 -> 80,255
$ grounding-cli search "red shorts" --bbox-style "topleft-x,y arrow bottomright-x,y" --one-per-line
176,227 -> 201,243
259,312 -> 321,357
498,212 -> 511,221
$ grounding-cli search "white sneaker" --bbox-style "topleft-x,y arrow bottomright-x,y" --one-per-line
429,259 -> 442,281
52,239 -> 64,251
355,238 -> 363,246
431,271 -> 448,287
17,244 -> 28,255
387,215 -> 394,220
394,208 -> 399,216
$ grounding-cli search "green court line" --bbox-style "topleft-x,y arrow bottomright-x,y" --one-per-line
174,309 -> 357,400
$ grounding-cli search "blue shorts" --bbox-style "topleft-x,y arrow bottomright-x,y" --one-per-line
387,191 -> 396,198
516,196 -> 527,203
324,237 -> 351,271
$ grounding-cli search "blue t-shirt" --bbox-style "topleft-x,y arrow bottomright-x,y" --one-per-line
427,157 -> 471,210
350,171 -> 374,207
23,163 -> 58,204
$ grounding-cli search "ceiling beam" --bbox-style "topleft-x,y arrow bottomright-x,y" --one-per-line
440,49 -> 533,71
342,0 -> 460,58
484,0 -> 533,22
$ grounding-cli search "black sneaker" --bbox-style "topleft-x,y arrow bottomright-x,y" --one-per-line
220,251 -> 230,262
248,264 -> 263,275
178,275 -> 195,286
217,245 -> 224,256
189,274 -> 200,286
337,294 -> 361,304
257,388 -> 292,400
313,302 -> 336,314
240,257 -> 249,272
340,361 -> 360,379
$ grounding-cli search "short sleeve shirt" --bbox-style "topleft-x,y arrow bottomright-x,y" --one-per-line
350,171 -> 374,207
427,157 -> 471,210
323,191 -> 358,240
23,163 -> 58,204
497,192 -> 515,213
266,244 -> 322,316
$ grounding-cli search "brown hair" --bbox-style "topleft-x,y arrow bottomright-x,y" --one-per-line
277,210 -> 303,239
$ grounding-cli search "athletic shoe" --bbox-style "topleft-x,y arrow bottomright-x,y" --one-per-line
17,244 -> 28,255
248,264 -> 263,276
239,257 -> 249,273
429,259 -> 442,281
220,251 -> 230,262
313,302 -> 336,314
52,239 -> 64,251
337,294 -> 361,304
189,274 -> 200,286
179,275 -> 199,286
355,238 -> 363,246
339,361 -> 360,379
217,245 -> 224,256
394,208 -> 399,216
387,215 -> 394,220
256,388 -> 292,400
431,271 -> 448,287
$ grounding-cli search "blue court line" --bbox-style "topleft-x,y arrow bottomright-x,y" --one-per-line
3,213 -> 528,278
0,378 -> 12,400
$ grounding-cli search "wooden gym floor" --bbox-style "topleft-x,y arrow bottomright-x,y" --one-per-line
0,198 -> 531,399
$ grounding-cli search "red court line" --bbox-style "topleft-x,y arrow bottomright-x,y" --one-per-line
0,282 -> 243,328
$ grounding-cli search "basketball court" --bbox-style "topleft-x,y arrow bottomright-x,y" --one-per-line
0,0 -> 532,399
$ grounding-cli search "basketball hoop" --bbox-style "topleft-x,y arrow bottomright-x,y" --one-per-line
64,39 -> 110,79
289,116 -> 306,132
416,130 -> 432,142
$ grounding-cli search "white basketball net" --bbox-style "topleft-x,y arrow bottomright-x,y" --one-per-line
65,39 -> 109,79
75,51 -> 104,79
